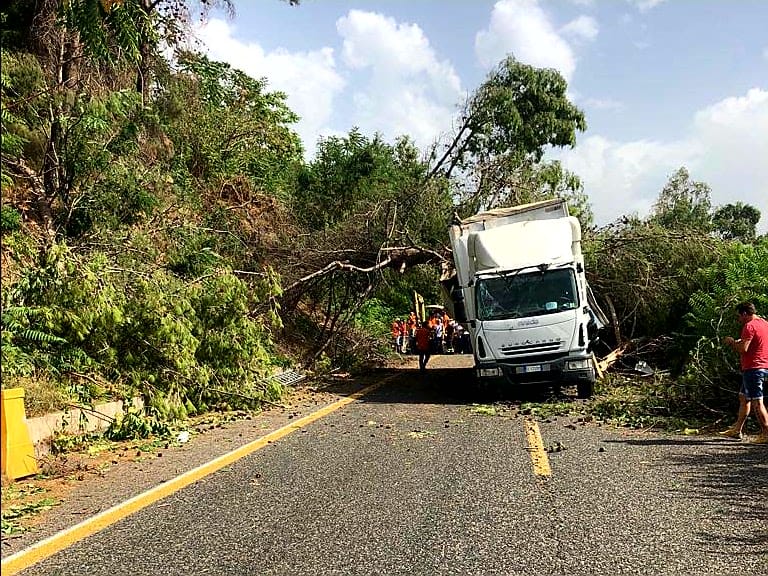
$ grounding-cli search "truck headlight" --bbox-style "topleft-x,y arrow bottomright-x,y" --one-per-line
566,359 -> 590,370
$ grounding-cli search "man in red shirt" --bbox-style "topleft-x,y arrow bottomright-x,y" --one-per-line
720,301 -> 768,443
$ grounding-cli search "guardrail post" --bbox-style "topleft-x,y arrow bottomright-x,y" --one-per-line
1,388 -> 39,480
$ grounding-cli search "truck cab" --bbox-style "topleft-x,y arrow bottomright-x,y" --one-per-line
446,199 -> 603,398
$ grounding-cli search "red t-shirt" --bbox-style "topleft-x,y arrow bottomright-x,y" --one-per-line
740,316 -> 768,370
415,327 -> 432,352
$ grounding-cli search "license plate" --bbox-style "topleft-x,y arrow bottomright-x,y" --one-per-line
517,365 -> 542,374
479,368 -> 501,377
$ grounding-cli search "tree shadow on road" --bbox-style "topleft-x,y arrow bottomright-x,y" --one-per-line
330,363 -> 584,408
605,436 -> 768,555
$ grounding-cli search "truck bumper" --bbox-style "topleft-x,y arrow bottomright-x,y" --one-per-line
475,356 -> 595,386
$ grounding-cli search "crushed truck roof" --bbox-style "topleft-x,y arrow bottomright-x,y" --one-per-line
456,199 -> 565,225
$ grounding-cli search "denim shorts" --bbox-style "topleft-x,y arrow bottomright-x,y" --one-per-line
741,369 -> 767,400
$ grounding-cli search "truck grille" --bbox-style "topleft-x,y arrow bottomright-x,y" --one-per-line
500,341 -> 563,356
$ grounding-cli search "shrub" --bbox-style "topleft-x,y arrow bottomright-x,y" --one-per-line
1,205 -> 21,232
678,237 -> 768,412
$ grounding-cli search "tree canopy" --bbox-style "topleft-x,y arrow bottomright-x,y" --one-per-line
429,57 -> 587,217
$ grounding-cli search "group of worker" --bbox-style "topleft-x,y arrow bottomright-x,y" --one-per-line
390,309 -> 470,356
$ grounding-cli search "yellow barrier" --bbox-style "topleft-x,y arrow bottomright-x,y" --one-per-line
1,388 -> 39,480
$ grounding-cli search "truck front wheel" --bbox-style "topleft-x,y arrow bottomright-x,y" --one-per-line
577,380 -> 594,399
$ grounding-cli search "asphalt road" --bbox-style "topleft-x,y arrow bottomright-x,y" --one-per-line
9,361 -> 768,576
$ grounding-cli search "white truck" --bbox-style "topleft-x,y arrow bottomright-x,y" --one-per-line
443,199 -> 605,398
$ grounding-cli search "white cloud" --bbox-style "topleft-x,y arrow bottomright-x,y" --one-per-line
335,10 -> 463,150
582,97 -> 625,111
631,0 -> 668,12
475,0 -> 577,81
690,88 -> 768,229
553,88 -> 768,233
193,13 -> 462,157
194,18 -> 345,154
561,16 -> 599,43
553,135 -> 700,225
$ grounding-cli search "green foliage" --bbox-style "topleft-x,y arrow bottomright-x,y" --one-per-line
678,237 -> 768,409
2,239 -> 286,420
295,129 -> 399,230
353,298 -> 395,337
294,130 -> 451,250
591,238 -> 768,425
157,52 -> 302,192
711,202 -> 761,243
585,219 -> 720,341
375,266 -> 442,313
588,375 -> 689,428
464,57 -> 586,164
0,4 -> 303,431
190,271 -> 281,397
59,89 -> 154,235
71,160 -> 161,234
1,494 -> 59,536
649,167 -> 712,232
433,56 -> 587,216
298,132 -> 382,226
105,407 -> 169,441
0,49 -> 45,167
1,205 -> 22,232
166,228 -> 222,276
59,0 -> 144,63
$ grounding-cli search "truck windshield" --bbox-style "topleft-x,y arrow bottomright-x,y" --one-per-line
476,268 -> 578,321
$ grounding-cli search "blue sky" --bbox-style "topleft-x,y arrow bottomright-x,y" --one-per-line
194,0 -> 768,232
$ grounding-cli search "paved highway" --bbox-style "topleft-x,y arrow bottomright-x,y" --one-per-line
6,363 -> 767,575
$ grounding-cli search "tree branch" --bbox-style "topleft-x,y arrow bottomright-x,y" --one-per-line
281,246 -> 446,294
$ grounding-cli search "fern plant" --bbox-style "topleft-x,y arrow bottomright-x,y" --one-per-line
679,237 -> 768,412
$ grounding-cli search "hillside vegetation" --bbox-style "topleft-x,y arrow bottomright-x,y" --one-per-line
1,1 -> 766,436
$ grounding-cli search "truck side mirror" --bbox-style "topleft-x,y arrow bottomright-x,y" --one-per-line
586,309 -> 598,341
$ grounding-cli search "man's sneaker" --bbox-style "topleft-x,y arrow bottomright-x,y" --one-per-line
717,428 -> 743,440
751,433 -> 768,444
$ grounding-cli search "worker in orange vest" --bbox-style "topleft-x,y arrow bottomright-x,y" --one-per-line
407,312 -> 418,353
398,319 -> 408,353
391,319 -> 401,352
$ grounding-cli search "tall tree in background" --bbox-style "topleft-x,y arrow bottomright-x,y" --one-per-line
711,202 -> 761,242
428,56 -> 586,217
649,167 -> 712,232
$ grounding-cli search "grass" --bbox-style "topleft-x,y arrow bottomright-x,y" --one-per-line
468,404 -> 499,416
13,375 -> 71,417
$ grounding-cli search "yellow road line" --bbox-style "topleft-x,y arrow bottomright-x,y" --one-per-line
1,380 -> 388,575
523,418 -> 552,477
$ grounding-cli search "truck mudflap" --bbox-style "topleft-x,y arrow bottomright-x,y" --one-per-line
475,355 -> 596,386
